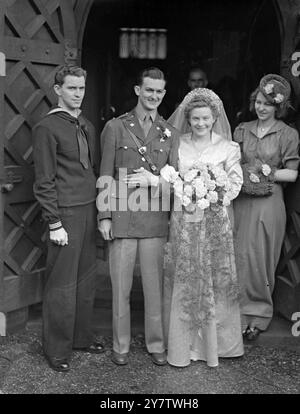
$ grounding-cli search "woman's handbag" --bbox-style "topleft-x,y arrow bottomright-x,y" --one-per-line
241,162 -> 275,197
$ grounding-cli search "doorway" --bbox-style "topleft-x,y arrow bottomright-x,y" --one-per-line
80,0 -> 283,317
81,0 -> 281,138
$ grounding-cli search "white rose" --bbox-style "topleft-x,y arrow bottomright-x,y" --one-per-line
193,178 -> 207,198
184,184 -> 193,197
274,93 -> 284,103
264,83 -> 274,94
174,179 -> 184,197
195,187 -> 207,199
182,195 -> 192,207
206,179 -> 216,191
206,191 -> 218,203
213,168 -> 228,187
184,169 -> 198,182
216,176 -> 228,187
222,195 -> 231,207
197,198 -> 210,210
249,173 -> 260,183
193,176 -> 204,185
261,164 -> 271,176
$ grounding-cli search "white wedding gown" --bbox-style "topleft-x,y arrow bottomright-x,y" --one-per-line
163,132 -> 244,367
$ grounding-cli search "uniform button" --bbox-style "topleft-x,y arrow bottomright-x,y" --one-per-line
141,157 -> 146,162
160,149 -> 163,152
124,146 -> 128,149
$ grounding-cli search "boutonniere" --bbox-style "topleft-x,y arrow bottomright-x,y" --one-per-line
157,124 -> 172,142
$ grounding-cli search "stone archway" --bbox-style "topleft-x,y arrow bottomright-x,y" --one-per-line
276,0 -> 300,100
73,0 -> 94,63
76,0 -> 296,327
75,0 -> 300,100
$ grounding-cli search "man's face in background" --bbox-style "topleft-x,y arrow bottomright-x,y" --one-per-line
188,69 -> 208,90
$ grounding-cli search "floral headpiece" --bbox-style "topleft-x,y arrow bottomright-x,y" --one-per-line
180,88 -> 222,117
259,74 -> 291,105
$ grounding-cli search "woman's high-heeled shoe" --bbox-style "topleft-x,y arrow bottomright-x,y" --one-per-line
242,326 -> 251,338
246,327 -> 262,341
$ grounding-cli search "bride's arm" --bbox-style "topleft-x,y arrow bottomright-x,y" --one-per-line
225,142 -> 243,201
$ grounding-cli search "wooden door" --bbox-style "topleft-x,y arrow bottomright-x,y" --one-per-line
0,0 -> 78,323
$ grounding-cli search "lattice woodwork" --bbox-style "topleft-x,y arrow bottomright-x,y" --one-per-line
274,211 -> 300,319
0,0 -> 77,312
277,212 -> 300,285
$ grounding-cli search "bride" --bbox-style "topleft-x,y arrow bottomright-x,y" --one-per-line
162,88 -> 244,367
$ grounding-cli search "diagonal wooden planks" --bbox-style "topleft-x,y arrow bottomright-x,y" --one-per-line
0,0 -> 78,312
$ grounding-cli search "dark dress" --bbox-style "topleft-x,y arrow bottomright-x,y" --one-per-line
233,120 -> 299,331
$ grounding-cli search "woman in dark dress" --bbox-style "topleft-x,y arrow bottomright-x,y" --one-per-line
233,74 -> 299,340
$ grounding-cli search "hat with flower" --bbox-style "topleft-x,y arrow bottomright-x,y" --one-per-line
259,73 -> 291,105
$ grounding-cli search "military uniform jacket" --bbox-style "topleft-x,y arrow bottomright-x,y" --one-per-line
98,109 -> 180,238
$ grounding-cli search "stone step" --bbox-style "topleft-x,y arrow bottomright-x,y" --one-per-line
27,303 -> 300,351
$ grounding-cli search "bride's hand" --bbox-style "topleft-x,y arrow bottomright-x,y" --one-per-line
160,164 -> 179,183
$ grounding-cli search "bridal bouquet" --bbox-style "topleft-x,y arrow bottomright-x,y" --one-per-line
161,161 -> 232,214
241,160 -> 275,197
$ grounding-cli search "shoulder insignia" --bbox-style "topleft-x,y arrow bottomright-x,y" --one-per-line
234,123 -> 244,131
117,112 -> 130,119
118,112 -> 135,120
239,122 -> 249,130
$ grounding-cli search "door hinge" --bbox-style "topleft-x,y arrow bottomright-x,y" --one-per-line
0,52 -> 6,77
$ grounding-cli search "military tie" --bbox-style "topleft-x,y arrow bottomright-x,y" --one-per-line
142,114 -> 152,137
76,121 -> 89,169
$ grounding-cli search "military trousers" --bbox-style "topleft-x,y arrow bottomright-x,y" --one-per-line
43,203 -> 97,362
109,237 -> 166,354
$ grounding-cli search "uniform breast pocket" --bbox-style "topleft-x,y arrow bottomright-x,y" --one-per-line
115,143 -> 137,168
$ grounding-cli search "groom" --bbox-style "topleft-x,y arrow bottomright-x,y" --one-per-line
98,67 -> 179,366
